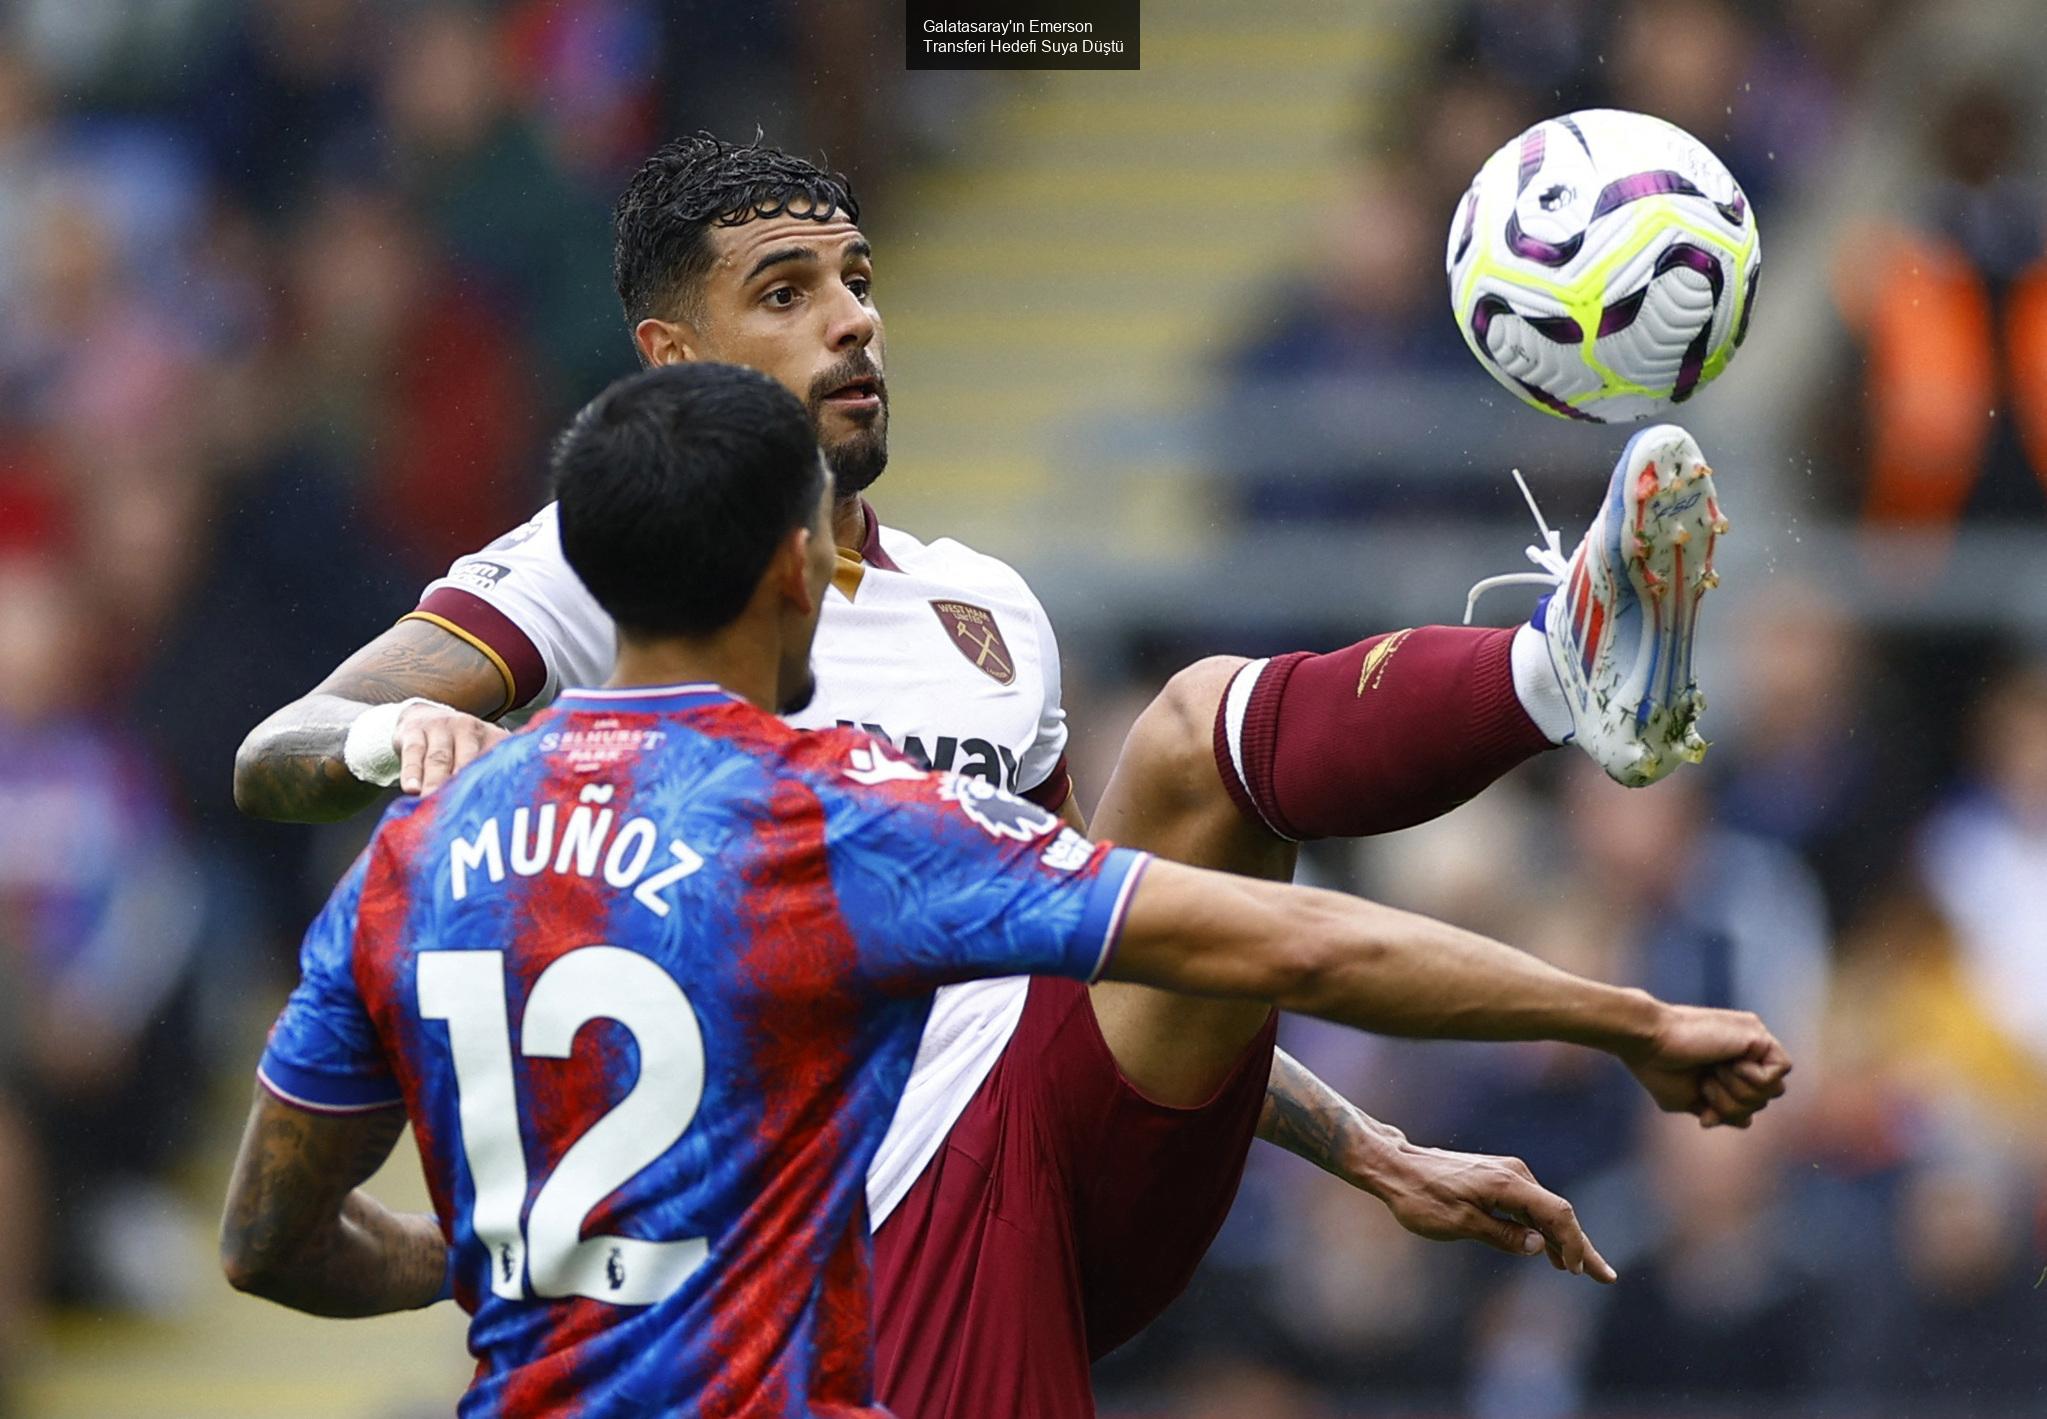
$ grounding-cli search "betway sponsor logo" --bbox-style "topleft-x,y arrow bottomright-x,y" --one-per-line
837,723 -> 1018,791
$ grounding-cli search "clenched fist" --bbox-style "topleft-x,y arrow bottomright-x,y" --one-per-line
1621,1004 -> 1791,1128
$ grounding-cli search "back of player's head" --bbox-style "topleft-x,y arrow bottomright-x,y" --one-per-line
613,133 -> 860,330
554,362 -> 828,638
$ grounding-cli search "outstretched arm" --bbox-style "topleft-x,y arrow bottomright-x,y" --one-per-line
1111,859 -> 1791,1126
233,619 -> 510,823
1258,1048 -> 1615,1281
219,1088 -> 449,1317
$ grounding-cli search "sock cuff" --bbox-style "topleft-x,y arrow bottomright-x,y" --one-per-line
1212,652 -> 1311,842
1507,621 -> 1574,746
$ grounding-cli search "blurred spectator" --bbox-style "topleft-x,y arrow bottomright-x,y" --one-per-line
1875,1146 -> 2047,1409
1584,1122 -> 1844,1405
189,0 -> 381,213
1562,761 -> 1832,1062
1231,163 -> 1469,384
383,1 -> 633,411
1830,78 -> 2047,534
1708,583 -> 1906,926
1915,661 -> 2047,1074
502,0 -> 662,183
0,555 -> 206,1315
282,178 -> 540,572
1159,1355 -> 1335,1419
1439,0 -> 1614,118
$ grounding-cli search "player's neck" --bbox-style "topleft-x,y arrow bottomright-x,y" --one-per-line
832,495 -> 867,554
609,634 -> 779,713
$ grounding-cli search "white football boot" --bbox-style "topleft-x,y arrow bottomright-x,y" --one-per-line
1464,424 -> 1727,787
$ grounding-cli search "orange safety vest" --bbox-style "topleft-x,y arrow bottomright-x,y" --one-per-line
1835,223 -> 2047,527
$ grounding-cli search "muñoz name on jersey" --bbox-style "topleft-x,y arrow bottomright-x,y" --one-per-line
399,500 -> 1076,1231
257,685 -> 1149,1416
444,782 -> 705,916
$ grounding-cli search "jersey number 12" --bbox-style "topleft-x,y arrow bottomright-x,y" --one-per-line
419,947 -> 706,1306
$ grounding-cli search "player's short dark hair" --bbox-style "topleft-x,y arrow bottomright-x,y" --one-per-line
613,132 -> 860,331
554,363 -> 828,638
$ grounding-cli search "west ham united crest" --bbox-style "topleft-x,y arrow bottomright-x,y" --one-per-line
931,600 -> 1015,686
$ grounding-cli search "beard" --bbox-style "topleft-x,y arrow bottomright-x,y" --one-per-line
823,423 -> 888,495
808,352 -> 890,495
777,667 -> 818,717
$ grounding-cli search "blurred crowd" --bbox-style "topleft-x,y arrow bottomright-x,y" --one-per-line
1,1 -> 2043,1417
1099,0 -> 2047,1415
1083,625 -> 2047,1417
0,0 -> 914,1382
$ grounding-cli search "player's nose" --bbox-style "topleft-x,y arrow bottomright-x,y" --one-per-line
825,284 -> 877,352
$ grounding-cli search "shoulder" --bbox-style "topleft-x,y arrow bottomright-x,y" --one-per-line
880,525 -> 1040,604
424,501 -> 589,629
878,525 -> 1054,650
440,503 -> 570,586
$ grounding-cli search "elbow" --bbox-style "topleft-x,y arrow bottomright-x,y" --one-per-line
1261,938 -> 1333,1010
234,720 -> 346,823
219,1236 -> 279,1299
230,737 -> 264,818
231,723 -> 286,820
1265,893 -> 1383,1013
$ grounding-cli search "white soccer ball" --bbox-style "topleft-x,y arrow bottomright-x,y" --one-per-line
1444,108 -> 1761,423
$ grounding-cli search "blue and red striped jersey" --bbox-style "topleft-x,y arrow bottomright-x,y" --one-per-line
258,684 -> 1148,1417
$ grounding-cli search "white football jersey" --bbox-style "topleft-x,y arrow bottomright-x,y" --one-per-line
409,501 -> 1073,1226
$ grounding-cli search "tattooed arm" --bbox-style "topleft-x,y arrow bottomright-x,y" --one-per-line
219,1087 -> 450,1316
233,619 -> 511,823
1258,1049 -> 1615,1280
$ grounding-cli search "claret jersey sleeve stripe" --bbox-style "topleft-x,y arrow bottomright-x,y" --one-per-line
255,691 -> 1138,1417
405,591 -> 549,715
414,505 -> 614,724
1020,753 -> 1073,811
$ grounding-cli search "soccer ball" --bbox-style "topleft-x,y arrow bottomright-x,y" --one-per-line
1445,108 -> 1761,423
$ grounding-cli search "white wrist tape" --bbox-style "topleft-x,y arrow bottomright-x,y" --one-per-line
343,697 -> 444,787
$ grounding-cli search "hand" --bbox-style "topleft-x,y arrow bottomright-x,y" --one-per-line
1370,1141 -> 1617,1282
396,702 -> 508,796
1622,1003 -> 1792,1128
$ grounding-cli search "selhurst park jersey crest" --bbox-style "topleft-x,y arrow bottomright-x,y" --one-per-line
403,502 -> 1074,1224
258,687 -> 1148,1416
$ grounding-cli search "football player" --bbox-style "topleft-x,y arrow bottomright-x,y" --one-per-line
235,137 -> 1741,1417
221,362 -> 1786,1417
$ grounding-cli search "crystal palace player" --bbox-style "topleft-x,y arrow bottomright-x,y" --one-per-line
235,138 -> 1766,1416
221,363 -> 1788,1417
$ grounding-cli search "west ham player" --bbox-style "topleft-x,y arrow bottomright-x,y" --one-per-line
221,362 -> 1788,1417
234,138 -> 1753,1415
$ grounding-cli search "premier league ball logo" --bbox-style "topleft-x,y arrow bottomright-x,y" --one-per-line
940,774 -> 1058,843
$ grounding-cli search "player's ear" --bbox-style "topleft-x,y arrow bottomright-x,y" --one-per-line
775,525 -> 824,616
634,318 -> 698,367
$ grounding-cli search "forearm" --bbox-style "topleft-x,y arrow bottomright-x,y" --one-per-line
1257,1047 -> 1408,1188
233,695 -> 386,823
1281,888 -> 1662,1054
232,1190 -> 448,1318
234,619 -> 511,823
221,1089 -> 443,1317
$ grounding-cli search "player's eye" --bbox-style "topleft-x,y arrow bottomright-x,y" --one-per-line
848,276 -> 872,302
764,285 -> 800,309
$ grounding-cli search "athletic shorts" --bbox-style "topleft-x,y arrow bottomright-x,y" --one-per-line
870,976 -> 1278,1419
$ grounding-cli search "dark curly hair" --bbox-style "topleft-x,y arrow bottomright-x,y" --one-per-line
555,362 -> 826,638
612,132 -> 860,332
